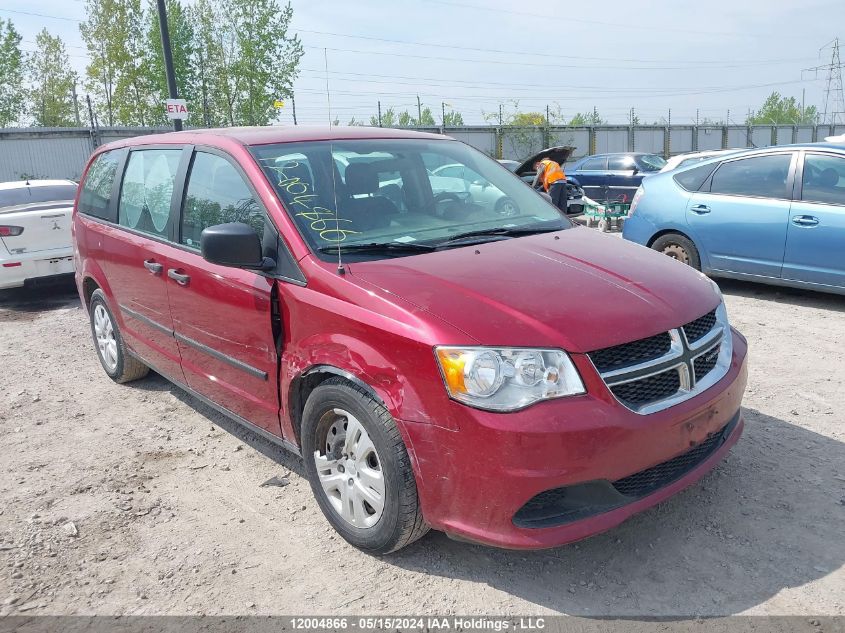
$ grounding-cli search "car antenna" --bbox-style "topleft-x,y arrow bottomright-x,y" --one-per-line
328,142 -> 345,275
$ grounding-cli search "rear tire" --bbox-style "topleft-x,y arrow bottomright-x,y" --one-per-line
302,377 -> 429,554
88,289 -> 149,383
651,233 -> 701,270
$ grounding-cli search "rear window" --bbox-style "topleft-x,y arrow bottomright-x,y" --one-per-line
673,162 -> 719,192
79,151 -> 121,221
0,184 -> 77,209
637,155 -> 667,172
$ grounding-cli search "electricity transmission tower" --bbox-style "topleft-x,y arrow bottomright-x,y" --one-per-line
804,38 -> 845,125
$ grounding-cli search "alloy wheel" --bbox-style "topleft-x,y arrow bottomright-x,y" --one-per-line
93,304 -> 118,371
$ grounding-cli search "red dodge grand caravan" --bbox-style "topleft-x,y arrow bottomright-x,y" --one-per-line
73,127 -> 748,553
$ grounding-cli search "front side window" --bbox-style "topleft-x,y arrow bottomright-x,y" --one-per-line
251,138 -> 570,261
581,157 -> 607,171
79,151 -> 120,220
118,149 -> 181,238
181,152 -> 264,249
608,155 -> 636,171
709,154 -> 793,199
802,153 -> 845,205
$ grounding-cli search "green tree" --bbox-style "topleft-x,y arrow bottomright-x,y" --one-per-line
27,29 -> 77,127
370,107 -> 397,127
111,0 -> 153,125
347,116 -> 365,126
0,19 -> 25,127
190,0 -> 223,126
144,0 -> 196,126
569,110 -> 605,125
443,110 -> 463,126
221,0 -> 303,125
80,0 -> 120,125
747,92 -> 818,124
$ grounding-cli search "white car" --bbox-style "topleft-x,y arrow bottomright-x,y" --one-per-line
659,149 -> 743,173
0,179 -> 77,290
431,163 -> 517,215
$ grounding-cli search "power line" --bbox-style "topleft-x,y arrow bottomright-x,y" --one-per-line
426,0 -> 789,38
301,44 -> 813,72
295,27 -> 814,67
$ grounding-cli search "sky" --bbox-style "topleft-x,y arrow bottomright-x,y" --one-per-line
2,0 -> 844,126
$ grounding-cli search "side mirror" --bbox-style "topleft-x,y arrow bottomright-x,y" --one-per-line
201,223 -> 275,271
631,166 -> 639,175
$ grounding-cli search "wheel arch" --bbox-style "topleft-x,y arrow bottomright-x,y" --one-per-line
287,365 -> 389,447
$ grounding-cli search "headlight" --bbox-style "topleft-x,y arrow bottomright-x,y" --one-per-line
435,347 -> 585,412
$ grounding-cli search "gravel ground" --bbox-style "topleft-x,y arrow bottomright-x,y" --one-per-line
0,275 -> 843,617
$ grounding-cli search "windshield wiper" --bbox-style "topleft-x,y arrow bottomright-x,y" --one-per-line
434,224 -> 565,247
317,241 -> 436,254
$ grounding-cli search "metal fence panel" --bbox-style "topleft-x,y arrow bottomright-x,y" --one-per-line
594,128 -> 628,154
448,129 -> 496,157
500,127 -> 545,161
670,127 -> 694,155
549,127 -> 590,159
796,126 -> 815,143
634,128 -> 664,154
726,127 -> 750,148
751,127 -> 772,148
696,127 -> 723,151
0,129 -> 93,181
775,126 -> 795,145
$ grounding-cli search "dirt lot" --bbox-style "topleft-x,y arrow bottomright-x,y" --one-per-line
1,275 -> 844,617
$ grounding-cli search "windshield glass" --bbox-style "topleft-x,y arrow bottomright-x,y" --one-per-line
638,154 -> 668,171
251,139 -> 571,260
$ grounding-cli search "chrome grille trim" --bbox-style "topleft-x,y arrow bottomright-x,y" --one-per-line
589,302 -> 733,415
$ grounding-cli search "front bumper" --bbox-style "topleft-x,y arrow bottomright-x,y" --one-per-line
0,248 -> 74,290
402,329 -> 748,549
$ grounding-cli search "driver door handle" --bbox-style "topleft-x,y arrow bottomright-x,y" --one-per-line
792,215 -> 819,227
167,268 -> 190,286
143,259 -> 163,275
691,204 -> 711,215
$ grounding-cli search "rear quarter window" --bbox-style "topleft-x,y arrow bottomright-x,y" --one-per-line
0,184 -> 77,210
673,162 -> 719,192
79,151 -> 122,221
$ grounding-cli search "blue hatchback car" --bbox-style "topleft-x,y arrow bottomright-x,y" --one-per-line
623,143 -> 845,295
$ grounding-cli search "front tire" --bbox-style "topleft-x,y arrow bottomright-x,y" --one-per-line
651,233 -> 702,271
88,289 -> 149,383
302,377 -> 428,554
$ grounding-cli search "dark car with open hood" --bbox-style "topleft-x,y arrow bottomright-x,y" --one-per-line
73,126 -> 747,553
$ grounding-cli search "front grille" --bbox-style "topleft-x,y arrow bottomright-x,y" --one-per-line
683,310 -> 717,344
588,332 -> 672,373
612,420 -> 732,497
610,369 -> 680,407
694,344 -> 720,381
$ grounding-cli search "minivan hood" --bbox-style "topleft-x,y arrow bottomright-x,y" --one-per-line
348,228 -> 720,353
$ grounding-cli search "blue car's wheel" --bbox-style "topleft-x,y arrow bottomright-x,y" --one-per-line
651,233 -> 701,271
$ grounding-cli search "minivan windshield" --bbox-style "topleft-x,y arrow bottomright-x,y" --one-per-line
638,154 -> 668,172
251,139 -> 571,260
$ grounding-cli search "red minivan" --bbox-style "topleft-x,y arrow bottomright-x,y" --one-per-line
73,127 -> 748,553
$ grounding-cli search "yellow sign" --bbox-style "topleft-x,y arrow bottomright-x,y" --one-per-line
273,100 -> 285,109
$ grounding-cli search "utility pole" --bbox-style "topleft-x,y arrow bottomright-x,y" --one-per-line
696,109 -> 700,127
498,103 -> 503,126
155,0 -> 182,131
417,95 -> 422,125
377,100 -> 382,127
546,104 -> 550,126
442,102 -> 446,127
291,93 -> 297,125
72,83 -> 81,127
323,48 -> 331,127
